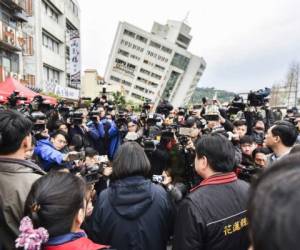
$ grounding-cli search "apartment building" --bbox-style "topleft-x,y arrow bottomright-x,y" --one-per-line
105,20 -> 206,107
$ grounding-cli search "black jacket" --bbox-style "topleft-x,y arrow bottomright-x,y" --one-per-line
173,172 -> 250,250
89,176 -> 174,250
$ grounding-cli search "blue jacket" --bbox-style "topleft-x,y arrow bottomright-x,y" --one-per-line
86,121 -> 104,154
34,139 -> 65,171
89,176 -> 174,250
98,119 -> 120,160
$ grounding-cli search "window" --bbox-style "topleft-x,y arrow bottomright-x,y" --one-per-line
151,72 -> 162,80
130,54 -> 140,61
42,33 -> 60,53
150,41 -> 161,49
134,84 -> 154,95
127,63 -> 136,70
131,92 -> 145,101
137,76 -> 147,84
68,0 -> 79,16
43,65 -> 60,83
122,80 -> 132,87
136,35 -> 147,43
2,57 -> 11,73
154,64 -> 165,71
118,49 -> 129,57
115,58 -> 126,66
177,34 -> 191,46
171,53 -> 190,70
134,85 -> 145,92
110,75 -> 121,83
42,1 -> 59,23
140,68 -> 150,75
161,46 -> 172,54
162,71 -> 180,99
123,29 -> 136,38
137,77 -> 159,88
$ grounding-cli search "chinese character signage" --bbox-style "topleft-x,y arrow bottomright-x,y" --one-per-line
54,84 -> 80,99
70,30 -> 81,87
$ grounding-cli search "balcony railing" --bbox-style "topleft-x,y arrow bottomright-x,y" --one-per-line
3,0 -> 26,11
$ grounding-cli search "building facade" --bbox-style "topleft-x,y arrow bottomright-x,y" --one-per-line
0,0 -> 33,82
105,20 -> 206,107
81,69 -> 122,100
23,0 -> 81,98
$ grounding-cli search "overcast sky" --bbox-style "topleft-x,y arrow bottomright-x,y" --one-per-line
79,0 -> 300,93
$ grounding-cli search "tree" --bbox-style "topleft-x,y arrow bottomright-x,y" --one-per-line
112,91 -> 126,110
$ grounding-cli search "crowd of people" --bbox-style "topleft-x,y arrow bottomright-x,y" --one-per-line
0,90 -> 300,250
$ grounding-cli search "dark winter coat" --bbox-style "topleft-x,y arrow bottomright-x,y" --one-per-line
89,176 -> 174,250
173,172 -> 250,250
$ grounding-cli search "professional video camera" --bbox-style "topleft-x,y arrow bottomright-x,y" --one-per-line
80,155 -> 110,184
236,165 -> 262,183
69,109 -> 84,125
203,104 -> 220,121
247,88 -> 271,107
141,136 -> 157,153
32,95 -> 53,114
88,110 -> 99,123
146,113 -> 162,126
7,91 -> 27,107
227,95 -> 246,115
156,100 -> 173,117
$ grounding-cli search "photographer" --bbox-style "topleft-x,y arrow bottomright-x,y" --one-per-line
86,110 -> 104,153
30,111 -> 50,141
99,117 -> 120,160
250,119 -> 266,146
69,109 -> 95,150
84,147 -> 112,194
0,110 -> 44,249
34,130 -> 78,172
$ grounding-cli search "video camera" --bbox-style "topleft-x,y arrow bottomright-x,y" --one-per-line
69,109 -> 84,125
227,95 -> 246,115
156,100 -> 173,117
236,165 -> 262,183
8,91 -> 27,107
247,88 -> 271,107
80,155 -> 109,184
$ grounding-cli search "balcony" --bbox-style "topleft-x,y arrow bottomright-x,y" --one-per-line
2,0 -> 26,11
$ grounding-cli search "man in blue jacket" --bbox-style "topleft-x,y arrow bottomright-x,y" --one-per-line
98,118 -> 119,160
34,130 -> 76,171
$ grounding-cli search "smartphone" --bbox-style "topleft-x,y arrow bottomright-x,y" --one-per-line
152,175 -> 164,183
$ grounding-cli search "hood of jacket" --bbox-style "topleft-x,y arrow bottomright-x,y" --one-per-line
108,176 -> 153,219
36,138 -> 53,148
